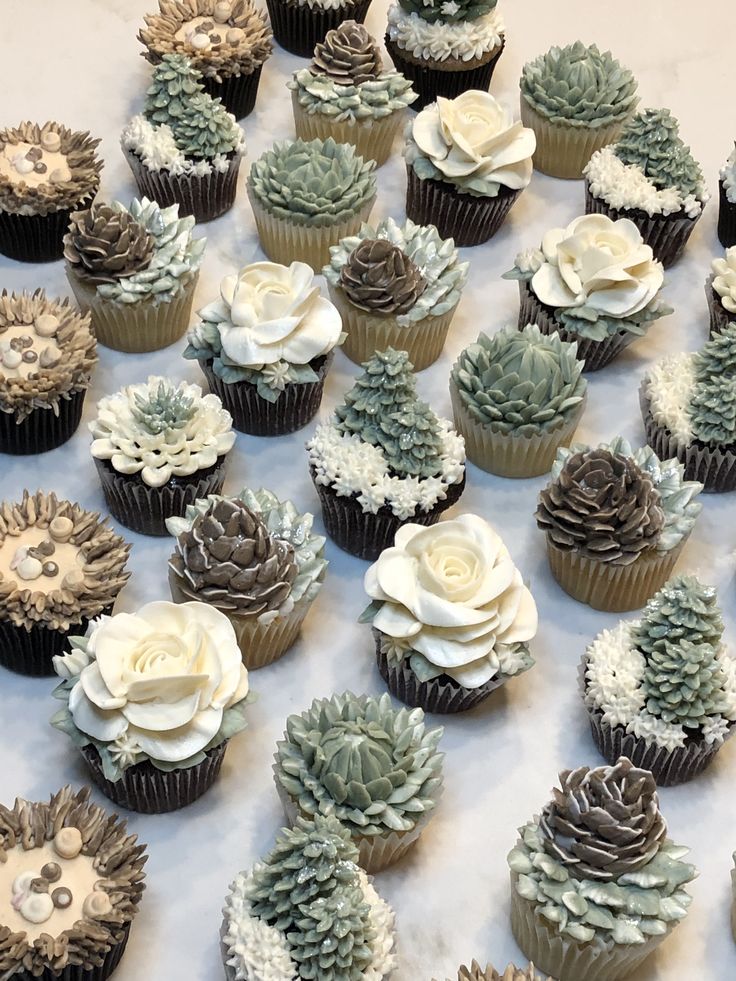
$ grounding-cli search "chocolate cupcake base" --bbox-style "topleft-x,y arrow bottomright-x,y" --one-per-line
0,196 -> 94,263
266,0 -> 372,57
124,148 -> 241,222
705,274 -> 733,336
0,388 -> 86,455
0,606 -> 113,678
718,179 -> 736,249
201,65 -> 264,121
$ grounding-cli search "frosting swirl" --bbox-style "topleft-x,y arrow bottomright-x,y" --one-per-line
387,5 -> 503,63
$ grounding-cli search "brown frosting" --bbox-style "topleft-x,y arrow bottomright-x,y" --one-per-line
0,291 -> 97,423
536,448 -> 665,566
340,239 -> 427,316
443,964 -> 542,981
0,491 -> 131,632
64,205 -> 155,286
311,21 -> 383,86
0,122 -> 102,217
139,0 -> 273,79
0,786 -> 146,976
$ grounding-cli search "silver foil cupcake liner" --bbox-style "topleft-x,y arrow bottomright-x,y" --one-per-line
201,65 -> 264,121
0,388 -> 87,455
718,179 -> 736,249
124,147 -> 241,222
705,274 -> 733,336
0,606 -> 113,678
0,194 -> 95,263
266,0 -> 372,57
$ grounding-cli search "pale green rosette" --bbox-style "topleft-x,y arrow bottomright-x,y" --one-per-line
289,68 -> 416,123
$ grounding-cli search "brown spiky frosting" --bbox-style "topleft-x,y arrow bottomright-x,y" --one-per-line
339,239 -> 427,316
0,491 -> 131,632
0,786 -> 146,977
438,963 -> 542,981
0,122 -> 102,216
64,206 -> 155,287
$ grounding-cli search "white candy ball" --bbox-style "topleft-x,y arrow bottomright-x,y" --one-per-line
191,32 -> 211,49
16,556 -> 43,581
41,131 -> 61,152
2,349 -> 22,369
214,2 -> 231,22
226,27 -> 244,43
35,314 -> 59,337
20,892 -> 54,924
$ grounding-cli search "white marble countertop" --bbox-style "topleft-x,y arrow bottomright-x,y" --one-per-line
3,0 -> 736,978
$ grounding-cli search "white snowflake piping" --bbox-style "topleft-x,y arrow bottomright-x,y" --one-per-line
643,352 -> 697,448
121,115 -> 245,177
387,4 -> 504,63
712,246 -> 736,314
358,870 -> 398,981
721,145 -> 736,204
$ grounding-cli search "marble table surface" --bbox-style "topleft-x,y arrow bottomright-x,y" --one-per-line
3,0 -> 736,978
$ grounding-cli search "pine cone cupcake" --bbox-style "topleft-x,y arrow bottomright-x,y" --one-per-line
312,21 -> 382,85
340,239 -> 426,315
65,205 -> 154,285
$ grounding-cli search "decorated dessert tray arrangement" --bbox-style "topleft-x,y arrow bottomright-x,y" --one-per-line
2,0 -> 736,978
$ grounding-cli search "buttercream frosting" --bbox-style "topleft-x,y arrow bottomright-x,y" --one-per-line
289,68 -> 416,124
643,352 -> 697,447
721,145 -> 736,204
712,246 -> 736,314
122,114 -> 245,176
585,145 -> 703,219
386,5 -> 504,63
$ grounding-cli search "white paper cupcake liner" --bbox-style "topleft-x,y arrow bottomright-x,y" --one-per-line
291,95 -> 407,168
520,100 -> 629,180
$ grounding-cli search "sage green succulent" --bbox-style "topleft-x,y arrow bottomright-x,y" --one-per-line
398,0 -> 496,24
634,574 -> 724,658
451,325 -> 586,436
614,108 -> 705,202
642,638 -> 730,728
291,881 -> 374,980
289,68 -> 417,124
521,41 -> 638,127
247,137 -> 376,226
694,322 -> 736,379
131,379 -> 196,434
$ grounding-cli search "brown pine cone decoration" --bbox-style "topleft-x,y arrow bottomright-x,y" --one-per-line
340,239 -> 427,316
535,448 -> 665,566
310,20 -> 383,86
539,758 -> 667,882
64,205 -> 154,286
454,963 -> 541,981
171,498 -> 298,617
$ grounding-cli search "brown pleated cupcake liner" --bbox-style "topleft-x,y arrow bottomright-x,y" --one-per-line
718,179 -> 736,249
384,35 -> 505,112
291,94 -> 407,167
0,388 -> 87,455
705,274 -> 733,337
518,279 -> 634,372
201,64 -> 264,121
14,923 -> 132,981
248,187 -> 375,271
311,468 -> 466,561
405,166 -> 520,248
200,354 -> 331,436
0,194 -> 95,263
520,100 -> 628,180
124,148 -> 241,222
510,876 -> 675,981
94,456 -> 228,537
82,741 -> 228,814
584,180 -> 699,268
0,606 -> 113,678
327,282 -> 456,371
266,0 -> 372,57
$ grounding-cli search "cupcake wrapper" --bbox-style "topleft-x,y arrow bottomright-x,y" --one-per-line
0,389 -> 86,455
327,282 -> 456,371
66,267 -> 199,353
266,0 -> 372,57
124,147 -> 240,222
520,100 -> 628,180
405,165 -> 520,247
450,380 -> 584,477
518,279 -> 634,372
15,924 -> 132,981
384,35 -> 505,112
94,456 -> 228,537
584,181 -> 699,267
201,65 -> 264,121
510,877 -> 675,981
705,274 -> 732,337
311,468 -> 466,561
0,194 -> 95,263
0,606 -> 114,678
200,355 -> 331,436
292,94 -> 406,168
82,742 -> 227,814
248,187 -> 376,271
718,179 -> 736,249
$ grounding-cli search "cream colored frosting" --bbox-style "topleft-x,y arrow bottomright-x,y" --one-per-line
584,146 -> 704,219
0,315 -> 62,381
387,4 -> 504,63
644,352 -> 696,447
0,525 -> 83,597
174,14 -> 245,49
712,246 -> 736,314
0,140 -> 71,189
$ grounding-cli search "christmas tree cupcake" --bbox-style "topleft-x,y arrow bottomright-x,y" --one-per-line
583,573 -> 736,786
504,214 -> 672,371
437,965 -> 543,981
289,22 -> 417,167
706,245 -> 736,336
222,815 -> 396,980
385,0 -> 505,111
139,0 -> 273,120
306,348 -> 466,560
536,437 -> 703,612
584,108 -> 708,267
122,54 -> 245,221
323,216 -> 468,370
266,0 -> 373,58
520,42 -> 638,179
508,758 -> 696,981
640,322 -> 736,492
718,144 -> 736,248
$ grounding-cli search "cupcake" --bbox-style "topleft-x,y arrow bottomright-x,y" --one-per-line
64,197 -> 205,354
584,108 -> 708,267
504,214 -> 672,372
0,121 -> 102,263
306,347 -> 466,561
121,54 -> 245,222
508,758 -> 696,981
0,787 -> 146,981
265,0 -> 372,58
89,375 -> 235,536
52,600 -> 252,813
437,964 -> 543,981
0,291 -> 96,455
405,90 -> 535,247
640,323 -> 736,492
362,513 -> 538,713
718,144 -> 736,249
0,490 -> 130,677
139,0 -> 273,120
583,573 -> 736,786
184,260 -> 342,435
706,245 -> 736,336
289,21 -> 417,167
536,437 -> 703,612
520,42 -> 638,179
247,137 -> 376,271
222,814 -> 396,980
385,0 -> 505,111
166,488 -> 327,669
450,324 -> 586,477
273,691 -> 444,872
323,216 -> 468,369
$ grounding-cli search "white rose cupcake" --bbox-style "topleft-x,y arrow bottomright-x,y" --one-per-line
362,513 -> 538,713
51,600 -> 252,813
706,244 -> 736,336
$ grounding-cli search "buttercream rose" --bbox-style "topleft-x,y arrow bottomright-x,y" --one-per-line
364,514 -> 537,688
531,214 -> 664,319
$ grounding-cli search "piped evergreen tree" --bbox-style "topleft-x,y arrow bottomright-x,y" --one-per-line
694,322 -> 736,380
614,108 -> 704,200
690,324 -> 736,447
